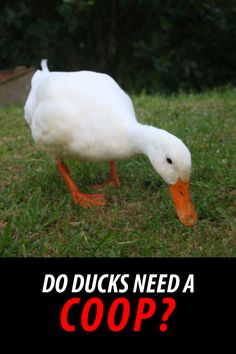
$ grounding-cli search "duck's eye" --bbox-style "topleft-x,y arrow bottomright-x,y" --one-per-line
166,157 -> 172,164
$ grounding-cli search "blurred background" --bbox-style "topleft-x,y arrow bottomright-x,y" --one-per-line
1,0 -> 236,99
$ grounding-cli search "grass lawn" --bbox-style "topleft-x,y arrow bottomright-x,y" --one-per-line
0,88 -> 235,257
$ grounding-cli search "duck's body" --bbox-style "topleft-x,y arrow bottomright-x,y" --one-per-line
25,68 -> 138,162
24,60 -> 198,227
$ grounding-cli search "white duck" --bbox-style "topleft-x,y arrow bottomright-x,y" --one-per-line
24,60 -> 198,227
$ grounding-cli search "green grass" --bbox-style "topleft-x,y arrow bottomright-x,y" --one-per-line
0,88 -> 235,257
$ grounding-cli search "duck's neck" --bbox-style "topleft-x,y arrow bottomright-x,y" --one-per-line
131,123 -> 167,156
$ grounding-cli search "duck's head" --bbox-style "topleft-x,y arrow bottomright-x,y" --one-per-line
146,128 -> 198,227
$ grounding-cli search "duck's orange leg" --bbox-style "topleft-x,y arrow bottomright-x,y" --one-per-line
109,160 -> 120,187
56,162 -> 105,207
92,160 -> 120,190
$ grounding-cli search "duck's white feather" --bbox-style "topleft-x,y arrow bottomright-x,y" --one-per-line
24,61 -> 192,185
25,64 -> 137,162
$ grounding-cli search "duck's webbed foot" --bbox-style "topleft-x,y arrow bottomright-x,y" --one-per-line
56,162 -> 105,207
91,160 -> 120,190
73,191 -> 105,207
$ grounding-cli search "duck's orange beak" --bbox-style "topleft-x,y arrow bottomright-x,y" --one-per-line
169,178 -> 198,227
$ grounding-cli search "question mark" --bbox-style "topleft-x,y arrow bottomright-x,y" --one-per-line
160,297 -> 176,332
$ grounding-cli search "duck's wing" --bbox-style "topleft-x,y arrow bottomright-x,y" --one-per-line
26,68 -> 137,127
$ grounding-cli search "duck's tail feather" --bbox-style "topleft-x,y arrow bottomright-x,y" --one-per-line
41,59 -> 49,72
